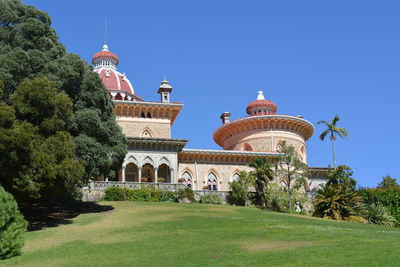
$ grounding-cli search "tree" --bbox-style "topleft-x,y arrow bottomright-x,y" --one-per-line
0,185 -> 27,259
0,78 -> 84,204
277,141 -> 309,213
229,171 -> 254,206
0,0 -> 127,184
378,175 -> 398,189
313,166 -> 364,222
317,115 -> 348,168
249,157 -> 274,208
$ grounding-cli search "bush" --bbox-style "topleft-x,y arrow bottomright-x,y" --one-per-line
358,187 -> 400,227
265,183 -> 309,213
177,188 -> 196,202
229,181 -> 247,206
200,194 -> 222,204
103,187 -> 129,201
0,186 -> 28,259
103,187 -> 176,202
362,203 -> 396,227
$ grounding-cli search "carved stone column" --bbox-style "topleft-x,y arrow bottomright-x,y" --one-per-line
138,167 -> 142,183
154,167 -> 158,183
122,166 -> 126,182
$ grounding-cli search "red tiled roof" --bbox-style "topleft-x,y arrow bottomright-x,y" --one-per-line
246,99 -> 277,115
92,51 -> 119,64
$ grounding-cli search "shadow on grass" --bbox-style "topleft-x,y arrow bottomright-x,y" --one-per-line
21,201 -> 114,231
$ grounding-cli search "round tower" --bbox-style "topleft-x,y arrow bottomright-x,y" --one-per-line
213,91 -> 314,162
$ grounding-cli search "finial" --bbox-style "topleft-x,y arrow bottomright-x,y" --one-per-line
102,44 -> 109,51
257,90 -> 265,100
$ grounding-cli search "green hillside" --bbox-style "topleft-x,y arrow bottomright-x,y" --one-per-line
2,202 -> 400,266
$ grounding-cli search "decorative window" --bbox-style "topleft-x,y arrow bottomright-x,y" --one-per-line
180,171 -> 192,188
232,173 -> 240,182
141,130 -> 152,137
207,172 -> 218,191
276,141 -> 284,152
243,143 -> 253,151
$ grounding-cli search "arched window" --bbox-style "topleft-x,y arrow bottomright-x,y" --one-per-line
141,112 -> 146,118
276,141 -> 284,152
147,112 -> 152,118
232,173 -> 240,182
243,143 -> 253,151
207,172 -> 218,191
300,145 -> 306,160
180,171 -> 192,188
125,163 -> 138,182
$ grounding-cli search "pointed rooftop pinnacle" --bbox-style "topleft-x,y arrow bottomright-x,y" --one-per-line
102,44 -> 109,51
257,90 -> 265,100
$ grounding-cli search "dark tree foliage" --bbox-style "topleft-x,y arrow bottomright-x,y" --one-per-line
0,79 -> 84,203
0,0 -> 127,185
0,185 -> 27,259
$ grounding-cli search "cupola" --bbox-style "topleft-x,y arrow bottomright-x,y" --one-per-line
157,78 -> 173,103
246,91 -> 277,116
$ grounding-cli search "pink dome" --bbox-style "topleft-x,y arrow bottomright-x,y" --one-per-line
95,68 -> 133,94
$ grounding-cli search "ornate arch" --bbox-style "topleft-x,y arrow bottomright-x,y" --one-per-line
141,127 -> 153,138
123,155 -> 139,168
158,157 -> 171,167
243,143 -> 253,151
141,156 -> 155,167
179,167 -> 195,179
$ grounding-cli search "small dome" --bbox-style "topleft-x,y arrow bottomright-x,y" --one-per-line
92,44 -> 119,65
246,91 -> 277,116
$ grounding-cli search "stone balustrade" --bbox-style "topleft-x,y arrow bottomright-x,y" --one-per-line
89,181 -> 186,191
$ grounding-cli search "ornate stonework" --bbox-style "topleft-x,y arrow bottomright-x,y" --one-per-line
92,46 -> 326,192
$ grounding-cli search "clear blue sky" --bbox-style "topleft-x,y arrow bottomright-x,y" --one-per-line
25,0 -> 400,187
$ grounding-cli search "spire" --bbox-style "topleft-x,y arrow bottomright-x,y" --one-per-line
257,90 -> 265,100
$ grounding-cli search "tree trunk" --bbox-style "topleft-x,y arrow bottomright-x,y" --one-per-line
288,166 -> 292,213
331,138 -> 336,168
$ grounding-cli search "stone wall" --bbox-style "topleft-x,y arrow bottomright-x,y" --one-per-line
117,118 -> 171,138
178,162 -> 253,191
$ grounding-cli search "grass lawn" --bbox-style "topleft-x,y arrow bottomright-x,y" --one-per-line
2,202 -> 400,266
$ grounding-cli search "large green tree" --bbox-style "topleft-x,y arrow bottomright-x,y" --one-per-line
317,115 -> 348,168
0,79 -> 84,204
0,0 -> 127,187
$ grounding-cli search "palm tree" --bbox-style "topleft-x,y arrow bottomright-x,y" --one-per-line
317,115 -> 348,168
249,157 -> 274,208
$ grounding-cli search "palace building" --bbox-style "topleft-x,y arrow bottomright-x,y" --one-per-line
91,44 -> 326,193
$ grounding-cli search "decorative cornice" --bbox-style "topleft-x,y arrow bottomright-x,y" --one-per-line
114,101 -> 183,125
179,148 -> 279,163
127,137 -> 188,152
213,115 -> 314,147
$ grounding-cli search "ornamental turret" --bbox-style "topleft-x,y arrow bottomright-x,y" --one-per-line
157,78 -> 173,103
246,91 -> 277,116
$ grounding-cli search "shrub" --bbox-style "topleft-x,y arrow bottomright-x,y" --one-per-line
0,186 -> 28,259
200,194 -> 222,204
103,187 -> 129,201
265,183 -> 309,213
177,188 -> 196,202
229,181 -> 247,206
358,187 -> 400,227
362,203 -> 396,227
103,187 -> 176,202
